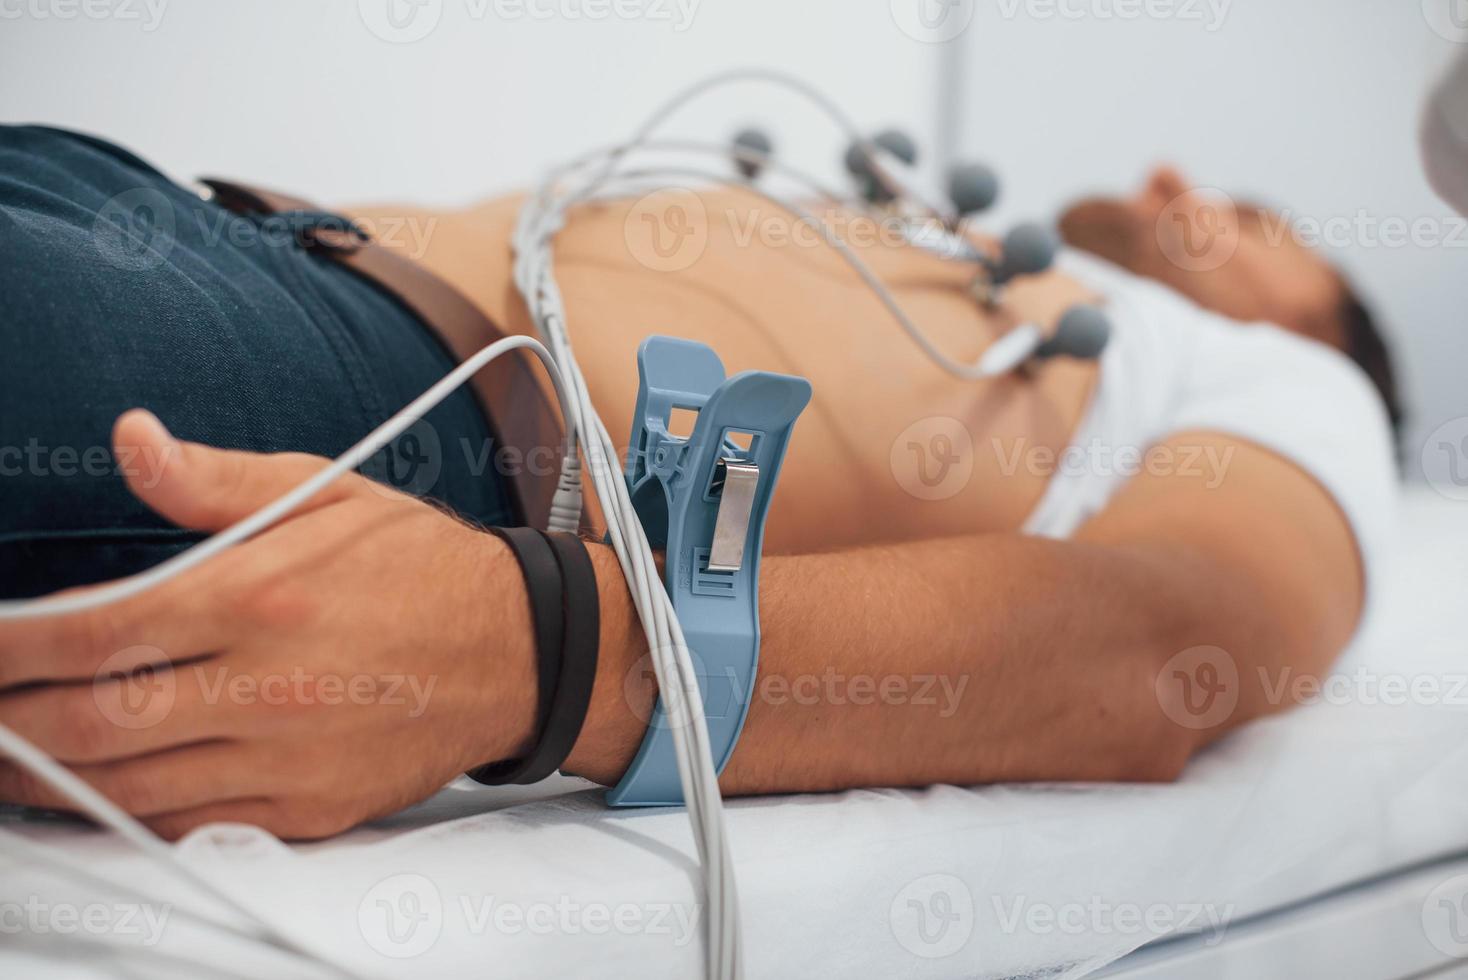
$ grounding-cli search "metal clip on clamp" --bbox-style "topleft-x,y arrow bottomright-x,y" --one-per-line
607,336 -> 811,807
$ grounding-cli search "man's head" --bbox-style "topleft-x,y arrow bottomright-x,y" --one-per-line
1059,166 -> 1404,440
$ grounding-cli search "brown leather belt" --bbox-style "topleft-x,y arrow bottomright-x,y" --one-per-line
199,178 -> 561,528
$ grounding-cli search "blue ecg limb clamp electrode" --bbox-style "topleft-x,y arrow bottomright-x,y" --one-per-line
607,336 -> 812,807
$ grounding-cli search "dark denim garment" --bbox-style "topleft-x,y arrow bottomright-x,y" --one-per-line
0,125 -> 510,597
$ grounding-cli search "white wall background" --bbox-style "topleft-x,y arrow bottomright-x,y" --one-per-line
2,0 -> 1464,481
0,0 -> 944,201
943,0 -> 1468,482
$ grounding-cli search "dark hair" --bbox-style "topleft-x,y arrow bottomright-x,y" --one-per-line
1336,284 -> 1406,457
1235,199 -> 1408,453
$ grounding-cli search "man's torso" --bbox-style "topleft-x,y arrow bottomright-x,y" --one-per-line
352,190 -> 1104,552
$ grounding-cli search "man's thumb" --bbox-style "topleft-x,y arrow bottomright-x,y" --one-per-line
114,409 -> 351,532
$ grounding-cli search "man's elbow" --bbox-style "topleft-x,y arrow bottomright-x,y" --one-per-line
1127,577 -> 1355,785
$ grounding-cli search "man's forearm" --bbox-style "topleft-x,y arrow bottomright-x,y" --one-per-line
562,534 -> 1215,793
560,433 -> 1363,796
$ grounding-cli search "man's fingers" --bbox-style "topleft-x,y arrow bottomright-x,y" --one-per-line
114,409 -> 358,533
0,576 -> 232,689
0,741 -> 281,819
0,663 -> 250,764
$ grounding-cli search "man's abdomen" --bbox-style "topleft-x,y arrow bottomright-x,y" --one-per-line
365,189 -> 1101,552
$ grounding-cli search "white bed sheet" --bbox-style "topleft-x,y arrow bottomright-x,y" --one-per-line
4,486 -> 1467,979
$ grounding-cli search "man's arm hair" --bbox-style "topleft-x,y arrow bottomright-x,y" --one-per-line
562,433 -> 1363,792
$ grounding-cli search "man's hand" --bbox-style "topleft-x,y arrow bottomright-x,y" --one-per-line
0,410 -> 537,840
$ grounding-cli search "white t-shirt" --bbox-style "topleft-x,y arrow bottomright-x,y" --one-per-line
1026,249 -> 1398,616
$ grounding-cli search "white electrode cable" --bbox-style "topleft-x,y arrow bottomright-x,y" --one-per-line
513,186 -> 742,978
594,67 -> 955,223
514,293 -> 741,980
509,105 -> 1047,971
524,157 -> 1024,380
507,92 -> 1053,969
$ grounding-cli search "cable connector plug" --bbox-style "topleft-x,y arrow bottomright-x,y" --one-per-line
547,449 -> 583,534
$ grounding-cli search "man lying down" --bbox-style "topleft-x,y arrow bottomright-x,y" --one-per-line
0,127 -> 1400,840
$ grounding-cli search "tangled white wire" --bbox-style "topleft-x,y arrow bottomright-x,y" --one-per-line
0,68 -> 984,980
506,70 -> 1000,980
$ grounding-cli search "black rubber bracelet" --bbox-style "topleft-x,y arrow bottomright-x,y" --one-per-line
467,526 -> 564,786
505,531 -> 602,785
